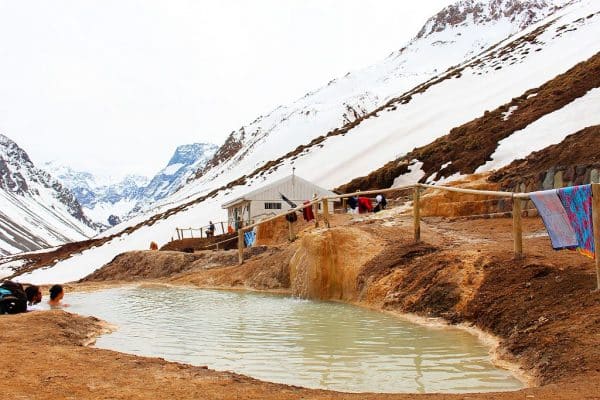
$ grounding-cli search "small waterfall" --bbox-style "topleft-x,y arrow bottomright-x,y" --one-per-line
289,227 -> 380,301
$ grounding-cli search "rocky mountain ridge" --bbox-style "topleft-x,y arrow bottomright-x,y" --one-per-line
0,134 -> 96,256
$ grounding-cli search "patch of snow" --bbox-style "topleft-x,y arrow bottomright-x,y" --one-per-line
502,105 -> 519,121
160,163 -> 185,176
392,161 -> 425,187
478,87 -> 600,173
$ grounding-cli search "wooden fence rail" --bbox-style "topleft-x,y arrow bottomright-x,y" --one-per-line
229,182 -> 599,291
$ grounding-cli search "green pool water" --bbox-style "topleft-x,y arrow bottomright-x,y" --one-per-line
64,286 -> 523,393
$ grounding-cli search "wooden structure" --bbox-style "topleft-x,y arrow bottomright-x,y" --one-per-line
221,174 -> 336,230
232,182 -> 600,291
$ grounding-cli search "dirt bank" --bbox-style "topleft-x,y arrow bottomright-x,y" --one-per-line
5,210 -> 600,399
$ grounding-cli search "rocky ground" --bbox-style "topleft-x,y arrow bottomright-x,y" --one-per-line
2,207 -> 600,399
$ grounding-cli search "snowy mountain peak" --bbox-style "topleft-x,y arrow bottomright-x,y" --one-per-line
416,0 -> 574,39
0,134 -> 96,255
140,142 -> 218,201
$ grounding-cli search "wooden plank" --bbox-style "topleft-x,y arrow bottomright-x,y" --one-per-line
322,199 -> 330,228
413,187 -> 421,242
342,198 -> 347,213
327,184 -> 415,200
288,220 -> 295,242
513,196 -> 523,259
313,201 -> 319,227
238,230 -> 244,265
418,183 -> 515,198
592,184 -> 600,290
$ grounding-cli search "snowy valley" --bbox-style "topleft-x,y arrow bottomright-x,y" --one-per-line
2,0 -> 600,284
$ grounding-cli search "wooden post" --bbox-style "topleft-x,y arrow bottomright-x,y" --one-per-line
221,222 -> 225,235
190,228 -> 193,239
342,198 -> 347,213
200,227 -> 203,238
176,228 -> 181,240
322,199 -> 330,228
238,230 -> 244,265
413,187 -> 421,242
513,196 -> 523,259
288,220 -> 296,242
313,201 -> 319,228
592,183 -> 600,291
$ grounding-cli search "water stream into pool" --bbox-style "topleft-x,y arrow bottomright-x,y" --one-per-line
63,286 -> 522,393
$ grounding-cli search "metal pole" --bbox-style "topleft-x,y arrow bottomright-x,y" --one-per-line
513,196 -> 523,259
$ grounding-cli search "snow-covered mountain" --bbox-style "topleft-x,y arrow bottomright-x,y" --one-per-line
46,143 -> 217,226
140,143 -> 218,204
190,0 -> 573,185
10,0 -> 600,284
0,135 -> 96,256
45,162 -> 149,227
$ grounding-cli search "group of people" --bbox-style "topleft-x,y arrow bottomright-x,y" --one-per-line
25,284 -> 69,310
0,282 -> 69,314
347,193 -> 387,214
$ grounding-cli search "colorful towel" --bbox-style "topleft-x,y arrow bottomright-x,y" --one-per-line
244,230 -> 256,247
530,190 -> 578,250
557,185 -> 595,259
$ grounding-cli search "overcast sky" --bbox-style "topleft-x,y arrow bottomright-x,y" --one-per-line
0,0 -> 454,179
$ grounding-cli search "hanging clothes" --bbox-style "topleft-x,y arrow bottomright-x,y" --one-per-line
357,197 -> 373,214
557,184 -> 595,259
302,201 -> 315,221
347,196 -> 358,210
244,230 -> 256,247
529,190 -> 578,250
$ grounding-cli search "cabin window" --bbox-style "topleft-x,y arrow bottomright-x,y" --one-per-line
264,202 -> 282,210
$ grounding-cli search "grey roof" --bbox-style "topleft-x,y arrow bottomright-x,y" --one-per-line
221,174 -> 336,209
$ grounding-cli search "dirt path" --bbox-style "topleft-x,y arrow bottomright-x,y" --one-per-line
3,211 -> 600,399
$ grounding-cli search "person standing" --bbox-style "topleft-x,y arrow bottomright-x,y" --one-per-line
206,221 -> 216,238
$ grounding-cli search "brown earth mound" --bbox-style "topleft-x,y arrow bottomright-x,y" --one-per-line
489,125 -> 600,189
160,233 -> 238,252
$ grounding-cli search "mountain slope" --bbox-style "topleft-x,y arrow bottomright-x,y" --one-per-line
10,0 -> 600,284
0,135 -> 96,256
139,143 -> 218,204
189,0 -> 573,189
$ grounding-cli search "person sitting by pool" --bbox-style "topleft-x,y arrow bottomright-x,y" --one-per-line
48,284 -> 69,308
25,285 -> 43,311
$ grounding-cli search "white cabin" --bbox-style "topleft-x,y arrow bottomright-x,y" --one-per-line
221,174 -> 336,229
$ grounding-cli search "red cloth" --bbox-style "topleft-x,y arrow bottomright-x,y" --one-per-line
357,197 -> 372,214
302,201 -> 315,221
